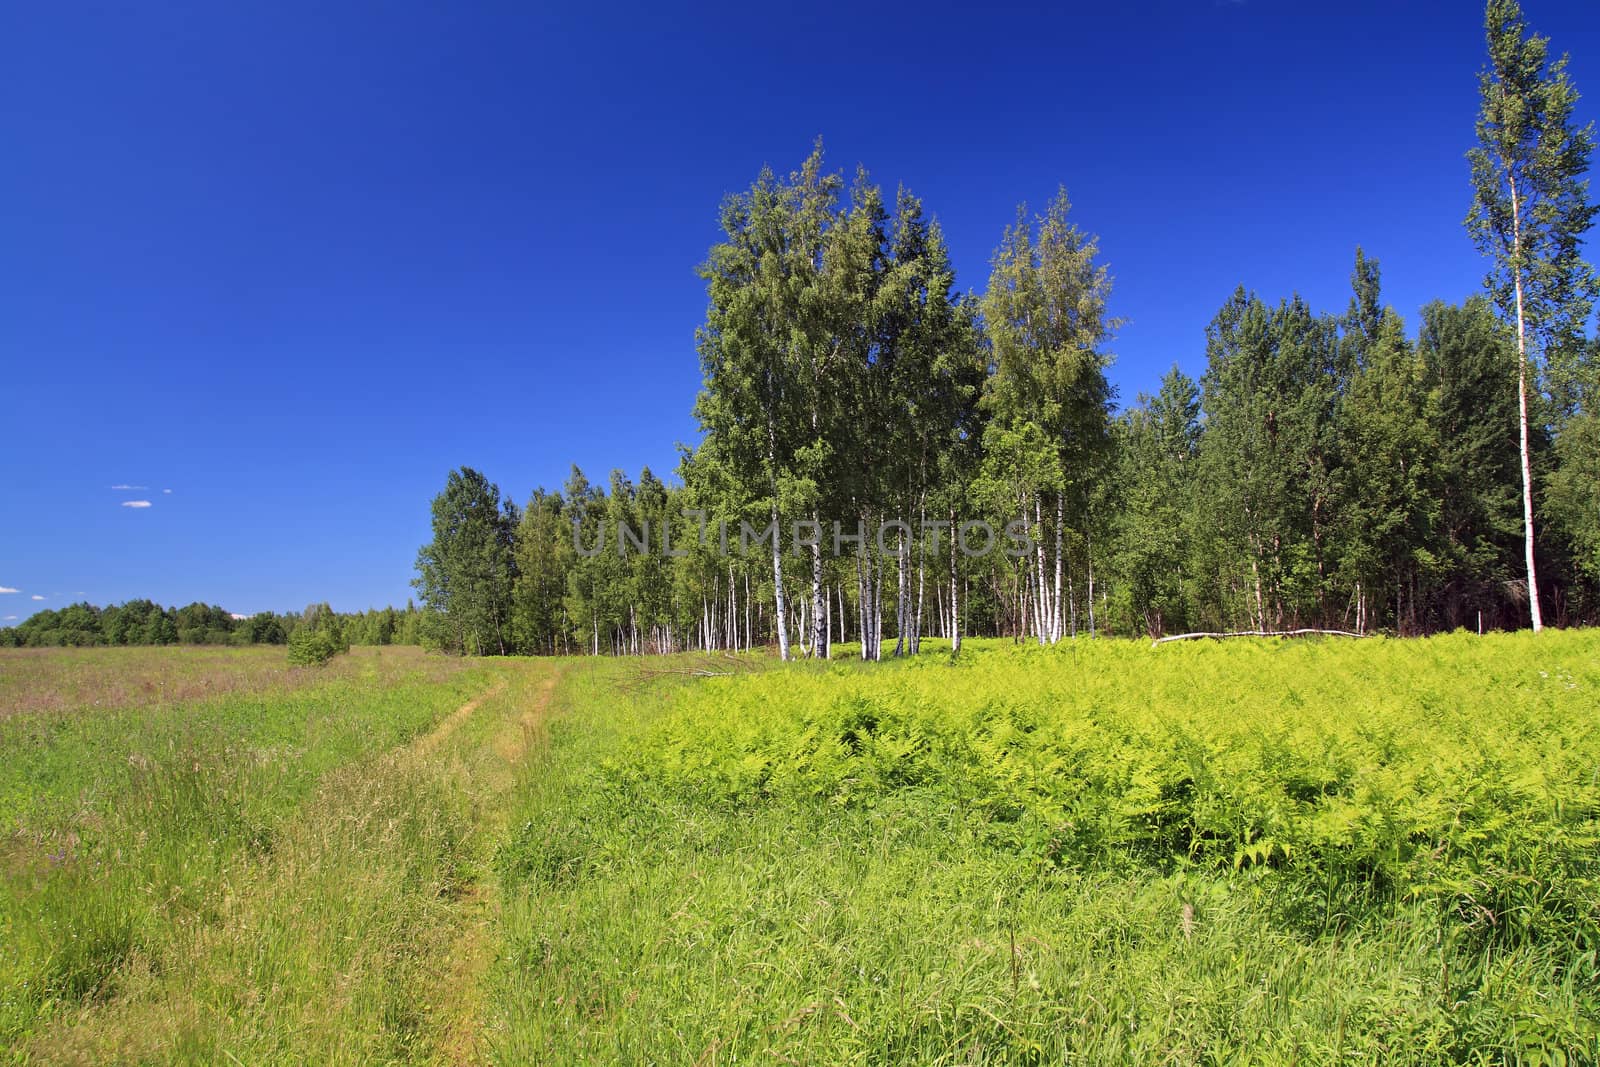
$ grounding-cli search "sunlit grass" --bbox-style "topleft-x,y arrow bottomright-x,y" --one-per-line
6,635 -> 1597,1063
492,633 -> 1600,1064
0,646 -> 490,1058
0,644 -> 403,719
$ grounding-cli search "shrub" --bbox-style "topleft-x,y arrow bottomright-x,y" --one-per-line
286,627 -> 348,666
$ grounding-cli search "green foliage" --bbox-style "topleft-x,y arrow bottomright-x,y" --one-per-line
413,467 -> 519,655
0,599 -> 421,651
1417,298 -> 1526,621
1334,302 -> 1441,630
1111,366 -> 1200,636
286,625 -> 348,666
511,486 -> 575,655
1549,338 -> 1600,589
495,634 -> 1600,1062
1468,0 -> 1598,355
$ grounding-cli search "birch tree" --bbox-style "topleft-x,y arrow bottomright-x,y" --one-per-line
1467,0 -> 1598,632
695,146 -> 841,660
980,190 -> 1117,643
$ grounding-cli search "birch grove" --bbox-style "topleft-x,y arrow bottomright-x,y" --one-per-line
406,10 -> 1600,658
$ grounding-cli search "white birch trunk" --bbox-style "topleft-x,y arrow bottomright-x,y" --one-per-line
893,527 -> 907,658
872,549 -> 884,661
769,493 -> 791,660
811,523 -> 826,659
1087,544 -> 1096,638
1052,494 -> 1064,644
913,546 -> 925,657
856,544 -> 869,660
949,506 -> 961,654
1509,177 -> 1544,632
1032,496 -> 1049,646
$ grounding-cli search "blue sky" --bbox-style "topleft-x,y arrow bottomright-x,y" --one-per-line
3,0 -> 1597,621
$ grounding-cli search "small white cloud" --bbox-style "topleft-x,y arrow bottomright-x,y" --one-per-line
230,613 -> 249,620
162,488 -> 173,494
3,615 -> 16,621
0,586 -> 17,594
109,484 -> 149,490
31,595 -> 45,601
121,500 -> 153,509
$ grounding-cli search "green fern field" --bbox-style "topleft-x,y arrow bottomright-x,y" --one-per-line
495,633 -> 1600,1064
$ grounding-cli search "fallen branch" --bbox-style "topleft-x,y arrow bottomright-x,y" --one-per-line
1152,628 -> 1368,648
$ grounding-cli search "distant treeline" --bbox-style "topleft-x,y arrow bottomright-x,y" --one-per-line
0,600 -> 425,650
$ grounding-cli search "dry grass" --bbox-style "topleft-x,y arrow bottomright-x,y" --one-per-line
0,644 -> 469,720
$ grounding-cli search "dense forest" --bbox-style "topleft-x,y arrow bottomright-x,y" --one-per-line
0,600 -> 424,649
412,1 -> 1600,658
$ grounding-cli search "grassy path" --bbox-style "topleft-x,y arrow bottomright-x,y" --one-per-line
434,669 -> 559,1065
10,655 -> 564,1065
414,678 -> 508,757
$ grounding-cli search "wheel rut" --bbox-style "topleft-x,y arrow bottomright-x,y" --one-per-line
435,667 -> 561,1066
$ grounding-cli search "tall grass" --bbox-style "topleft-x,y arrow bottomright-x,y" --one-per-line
493,634 -> 1600,1063
0,646 -> 489,1058
24,663 -> 562,1064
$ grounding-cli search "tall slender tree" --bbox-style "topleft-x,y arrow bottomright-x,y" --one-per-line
695,144 -> 842,661
1466,0 -> 1598,631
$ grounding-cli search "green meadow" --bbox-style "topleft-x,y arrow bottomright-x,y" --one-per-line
493,633 -> 1600,1065
2,634 -> 1598,1063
